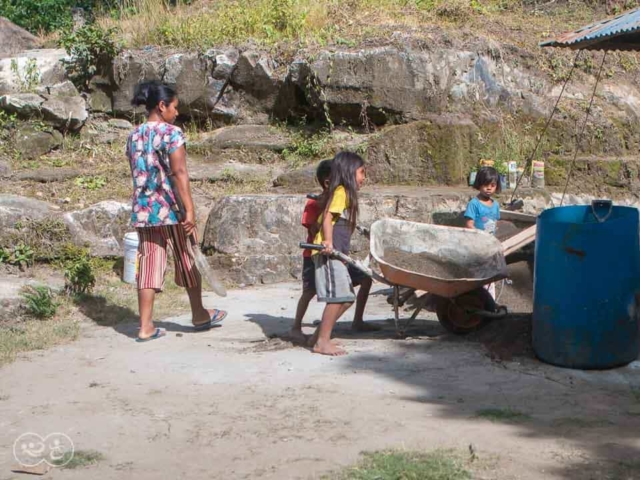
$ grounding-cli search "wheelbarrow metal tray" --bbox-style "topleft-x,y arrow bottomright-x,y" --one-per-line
370,218 -> 508,298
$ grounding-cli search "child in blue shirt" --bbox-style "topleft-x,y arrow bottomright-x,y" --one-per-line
464,166 -> 501,299
464,166 -> 501,235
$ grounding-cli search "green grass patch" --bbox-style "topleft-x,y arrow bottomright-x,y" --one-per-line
52,449 -> 105,469
0,318 -> 80,366
475,408 -> 531,423
330,450 -> 471,480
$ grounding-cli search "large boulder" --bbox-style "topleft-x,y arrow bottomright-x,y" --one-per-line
273,165 -> 318,192
280,46 -> 552,126
41,95 -> 88,131
0,49 -> 67,95
63,201 -> 132,257
14,167 -> 81,183
112,49 -> 166,115
189,161 -> 280,182
0,92 -> 89,132
203,195 -> 305,285
0,93 -> 44,116
163,52 -> 209,115
231,50 -> 280,100
202,190 -> 478,284
0,17 -> 39,58
200,187 -> 567,285
37,80 -> 78,97
195,125 -> 292,152
13,124 -> 63,159
365,116 -> 480,185
0,194 -> 57,231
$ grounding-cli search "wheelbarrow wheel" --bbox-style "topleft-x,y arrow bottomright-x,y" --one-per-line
435,289 -> 496,334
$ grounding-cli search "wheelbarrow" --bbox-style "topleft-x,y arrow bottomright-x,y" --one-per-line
301,218 -> 510,336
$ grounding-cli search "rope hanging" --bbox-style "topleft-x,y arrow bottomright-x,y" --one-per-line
560,50 -> 608,206
509,49 -> 583,203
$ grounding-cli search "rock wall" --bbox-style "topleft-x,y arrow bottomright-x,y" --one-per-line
202,188 -> 558,285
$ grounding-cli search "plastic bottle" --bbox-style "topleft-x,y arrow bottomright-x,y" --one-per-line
531,160 -> 545,189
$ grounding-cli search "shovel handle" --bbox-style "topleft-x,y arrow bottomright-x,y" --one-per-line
299,242 -> 325,251
298,242 -> 390,285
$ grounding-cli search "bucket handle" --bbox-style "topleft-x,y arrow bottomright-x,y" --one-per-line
591,199 -> 613,223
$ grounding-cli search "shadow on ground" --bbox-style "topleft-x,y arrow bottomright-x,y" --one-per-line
73,294 -> 216,339
335,262 -> 640,479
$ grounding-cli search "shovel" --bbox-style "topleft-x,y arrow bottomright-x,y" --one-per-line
189,233 -> 227,297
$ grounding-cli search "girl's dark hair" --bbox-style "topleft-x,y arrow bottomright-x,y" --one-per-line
316,159 -> 332,187
474,166 -> 502,193
322,151 -> 365,230
131,80 -> 177,111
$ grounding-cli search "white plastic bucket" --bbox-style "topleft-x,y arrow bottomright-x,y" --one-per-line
123,232 -> 139,285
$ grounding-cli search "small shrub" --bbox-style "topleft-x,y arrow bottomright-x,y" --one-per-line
435,0 -> 472,21
60,24 -> 121,90
10,58 -> 40,92
21,286 -> 59,319
283,130 -> 331,167
75,175 -> 107,190
0,0 -> 110,34
0,244 -> 35,268
0,111 -> 18,130
64,255 -> 96,294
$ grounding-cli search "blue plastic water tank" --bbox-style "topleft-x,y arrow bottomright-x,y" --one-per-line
533,202 -> 640,369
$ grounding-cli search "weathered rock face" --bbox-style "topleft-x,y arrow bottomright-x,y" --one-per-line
0,194 -> 57,231
365,116 -> 480,185
195,125 -> 292,152
0,17 -> 39,58
40,95 -> 88,131
203,195 -> 304,284
201,189 -> 504,285
86,75 -> 112,113
0,92 -> 89,132
163,52 -> 209,116
273,165 -> 318,192
37,80 -> 78,97
110,47 -> 282,124
0,49 -> 67,95
188,161 -> 280,183
63,201 -> 132,257
112,49 -> 166,115
14,167 -> 81,183
13,125 -> 63,159
0,93 -> 44,116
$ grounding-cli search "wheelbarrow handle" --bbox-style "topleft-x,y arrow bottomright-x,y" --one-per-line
298,242 -> 390,285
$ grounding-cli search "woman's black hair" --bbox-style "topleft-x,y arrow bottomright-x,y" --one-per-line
316,159 -> 332,187
322,151 -> 365,230
131,80 -> 177,111
473,166 -> 502,193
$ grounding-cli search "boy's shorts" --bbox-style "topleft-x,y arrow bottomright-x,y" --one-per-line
302,256 -> 366,293
313,254 -> 356,304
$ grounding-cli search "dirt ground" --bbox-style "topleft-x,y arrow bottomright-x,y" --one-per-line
2,262 -> 640,479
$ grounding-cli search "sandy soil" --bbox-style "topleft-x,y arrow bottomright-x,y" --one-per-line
2,262 -> 640,479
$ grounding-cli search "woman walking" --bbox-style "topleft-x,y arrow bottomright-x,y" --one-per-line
126,80 -> 227,342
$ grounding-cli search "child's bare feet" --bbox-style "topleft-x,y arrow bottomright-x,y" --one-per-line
312,339 -> 347,356
308,331 -> 343,347
352,321 -> 381,332
289,328 -> 308,345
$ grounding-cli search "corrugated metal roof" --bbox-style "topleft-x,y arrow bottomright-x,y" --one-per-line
540,8 -> 640,51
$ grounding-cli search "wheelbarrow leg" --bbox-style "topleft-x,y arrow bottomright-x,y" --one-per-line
392,285 -> 402,337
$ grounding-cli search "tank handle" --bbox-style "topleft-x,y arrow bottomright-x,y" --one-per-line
591,199 -> 613,223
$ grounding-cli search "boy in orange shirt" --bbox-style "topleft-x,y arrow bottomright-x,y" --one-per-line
290,159 -> 375,344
